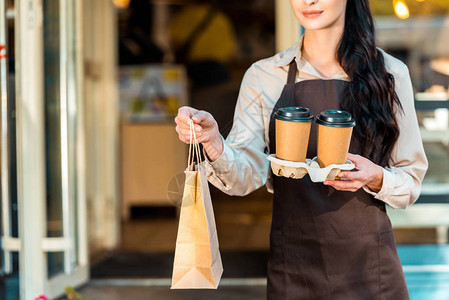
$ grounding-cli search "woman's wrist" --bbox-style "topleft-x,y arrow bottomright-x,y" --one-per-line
202,134 -> 224,162
366,165 -> 384,193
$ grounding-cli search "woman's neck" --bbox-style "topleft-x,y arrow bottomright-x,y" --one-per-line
301,27 -> 344,78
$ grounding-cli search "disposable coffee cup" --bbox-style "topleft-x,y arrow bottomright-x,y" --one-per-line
275,107 -> 313,162
316,110 -> 356,168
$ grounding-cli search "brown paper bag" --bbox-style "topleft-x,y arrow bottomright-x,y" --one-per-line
171,121 -> 223,289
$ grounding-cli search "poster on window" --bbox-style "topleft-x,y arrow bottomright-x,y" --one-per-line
119,64 -> 188,122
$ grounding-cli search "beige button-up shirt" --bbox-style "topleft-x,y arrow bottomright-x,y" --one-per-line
203,38 -> 428,209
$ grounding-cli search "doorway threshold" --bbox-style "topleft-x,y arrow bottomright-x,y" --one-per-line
89,278 -> 267,287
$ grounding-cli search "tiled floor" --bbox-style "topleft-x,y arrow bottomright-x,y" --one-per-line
78,281 -> 266,300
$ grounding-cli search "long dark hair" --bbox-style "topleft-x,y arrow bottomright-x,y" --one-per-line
337,0 -> 402,167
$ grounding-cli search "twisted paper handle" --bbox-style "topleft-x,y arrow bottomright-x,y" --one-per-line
187,119 -> 202,170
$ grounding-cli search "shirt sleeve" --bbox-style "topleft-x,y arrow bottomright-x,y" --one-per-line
202,63 -> 270,196
362,64 -> 428,209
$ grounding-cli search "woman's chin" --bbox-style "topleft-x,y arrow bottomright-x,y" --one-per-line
301,23 -> 328,31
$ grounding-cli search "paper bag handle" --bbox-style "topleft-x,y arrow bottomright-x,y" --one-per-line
187,119 -> 202,170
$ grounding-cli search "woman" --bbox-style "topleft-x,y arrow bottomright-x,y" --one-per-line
175,0 -> 428,298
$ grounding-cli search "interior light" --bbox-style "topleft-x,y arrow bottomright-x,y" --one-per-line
113,0 -> 131,9
393,0 -> 410,19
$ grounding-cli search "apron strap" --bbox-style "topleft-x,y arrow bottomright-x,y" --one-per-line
287,59 -> 297,84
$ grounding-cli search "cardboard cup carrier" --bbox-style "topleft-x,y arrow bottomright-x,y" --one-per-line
270,108 -> 356,182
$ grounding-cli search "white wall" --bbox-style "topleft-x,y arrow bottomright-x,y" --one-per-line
275,0 -> 300,52
83,0 -> 120,254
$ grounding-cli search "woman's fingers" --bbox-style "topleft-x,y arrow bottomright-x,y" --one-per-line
191,115 -> 200,123
177,129 -> 202,143
337,170 -> 367,182
346,153 -> 359,161
346,153 -> 363,167
175,106 -> 219,145
193,110 -> 215,127
323,179 -> 362,192
177,106 -> 198,123
325,154 -> 383,193
175,106 -> 204,139
176,125 -> 203,146
176,126 -> 202,136
175,113 -> 205,144
176,107 -> 213,129
175,120 -> 202,133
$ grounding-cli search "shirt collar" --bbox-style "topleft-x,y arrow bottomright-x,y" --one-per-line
274,35 -> 304,67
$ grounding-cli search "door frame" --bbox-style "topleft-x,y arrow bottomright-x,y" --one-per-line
16,0 -> 88,298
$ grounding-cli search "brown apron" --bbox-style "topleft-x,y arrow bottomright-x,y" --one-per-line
267,60 -> 409,299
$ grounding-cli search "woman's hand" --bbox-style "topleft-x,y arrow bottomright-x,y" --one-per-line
174,106 -> 223,161
323,153 -> 384,193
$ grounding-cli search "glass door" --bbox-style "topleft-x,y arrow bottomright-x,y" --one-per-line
6,0 -> 89,298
